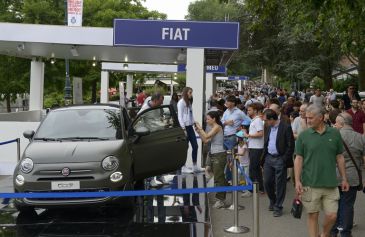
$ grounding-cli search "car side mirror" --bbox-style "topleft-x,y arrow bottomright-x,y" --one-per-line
23,130 -> 35,140
135,127 -> 150,137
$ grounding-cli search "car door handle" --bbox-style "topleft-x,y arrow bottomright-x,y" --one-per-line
176,137 -> 186,142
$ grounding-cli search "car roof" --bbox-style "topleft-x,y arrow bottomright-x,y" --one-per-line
51,104 -> 120,112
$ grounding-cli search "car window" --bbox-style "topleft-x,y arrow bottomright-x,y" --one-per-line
35,109 -> 122,140
133,107 -> 173,133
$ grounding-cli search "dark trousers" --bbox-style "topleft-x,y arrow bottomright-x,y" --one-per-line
263,155 -> 287,210
331,186 -> 358,237
249,148 -> 264,192
185,125 -> 198,164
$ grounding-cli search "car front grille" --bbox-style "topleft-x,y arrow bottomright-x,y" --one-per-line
37,169 -> 94,181
37,176 -> 94,181
24,188 -> 111,202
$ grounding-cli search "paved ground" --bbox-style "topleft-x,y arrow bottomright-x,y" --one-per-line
209,174 -> 365,237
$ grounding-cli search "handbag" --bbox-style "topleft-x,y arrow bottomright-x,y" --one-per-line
290,196 -> 303,219
342,140 -> 364,191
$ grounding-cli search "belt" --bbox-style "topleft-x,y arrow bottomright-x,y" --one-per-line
268,153 -> 280,158
224,134 -> 236,138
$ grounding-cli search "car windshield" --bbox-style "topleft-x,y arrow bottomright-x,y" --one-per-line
35,108 -> 122,140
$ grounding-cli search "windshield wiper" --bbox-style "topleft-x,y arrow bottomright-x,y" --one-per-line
34,137 -> 59,141
58,137 -> 110,141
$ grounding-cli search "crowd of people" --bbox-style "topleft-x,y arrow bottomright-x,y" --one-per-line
193,84 -> 364,237
137,84 -> 365,237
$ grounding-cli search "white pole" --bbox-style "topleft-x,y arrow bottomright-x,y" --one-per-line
186,48 -> 205,168
100,71 -> 109,103
29,59 -> 44,110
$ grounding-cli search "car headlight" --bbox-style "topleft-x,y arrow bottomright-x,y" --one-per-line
15,175 -> 25,186
102,156 -> 119,171
20,158 -> 33,174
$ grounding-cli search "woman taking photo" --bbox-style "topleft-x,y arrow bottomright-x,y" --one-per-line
195,111 -> 227,209
178,87 -> 204,173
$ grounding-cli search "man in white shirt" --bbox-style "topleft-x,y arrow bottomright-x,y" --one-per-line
309,89 -> 325,107
245,102 -> 265,193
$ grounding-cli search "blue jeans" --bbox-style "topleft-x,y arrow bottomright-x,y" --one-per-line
185,125 -> 198,164
330,186 -> 357,237
223,135 -> 237,150
263,155 -> 287,210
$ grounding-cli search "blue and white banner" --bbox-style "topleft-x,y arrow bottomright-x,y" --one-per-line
228,75 -> 249,80
178,64 -> 227,74
114,19 -> 239,49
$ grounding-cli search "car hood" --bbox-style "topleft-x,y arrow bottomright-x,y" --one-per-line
24,140 -> 125,164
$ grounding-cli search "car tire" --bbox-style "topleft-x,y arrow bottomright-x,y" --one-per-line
14,203 -> 35,214
110,170 -> 135,209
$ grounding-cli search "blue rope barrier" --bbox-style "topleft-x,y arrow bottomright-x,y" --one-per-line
236,161 -> 253,185
0,184 -> 253,199
0,139 -> 18,146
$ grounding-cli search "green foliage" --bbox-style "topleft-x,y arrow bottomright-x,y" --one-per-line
44,91 -> 65,108
333,77 -> 358,93
174,74 -> 186,91
0,0 -> 168,112
144,87 -> 167,96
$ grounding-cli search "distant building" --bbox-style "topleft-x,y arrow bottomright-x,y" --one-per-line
0,94 -> 29,113
332,56 -> 358,80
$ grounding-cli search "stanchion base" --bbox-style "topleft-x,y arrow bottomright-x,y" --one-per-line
224,226 -> 250,234
226,204 -> 245,211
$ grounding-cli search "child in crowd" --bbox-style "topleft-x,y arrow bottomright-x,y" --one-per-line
236,124 -> 252,197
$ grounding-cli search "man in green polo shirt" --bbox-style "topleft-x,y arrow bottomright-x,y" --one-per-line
294,104 -> 349,237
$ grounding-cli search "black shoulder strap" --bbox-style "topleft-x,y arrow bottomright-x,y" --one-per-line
342,140 -> 362,181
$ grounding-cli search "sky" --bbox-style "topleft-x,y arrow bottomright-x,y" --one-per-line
142,0 -> 196,20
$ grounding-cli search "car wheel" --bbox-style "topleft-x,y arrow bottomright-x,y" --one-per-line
15,203 -> 35,214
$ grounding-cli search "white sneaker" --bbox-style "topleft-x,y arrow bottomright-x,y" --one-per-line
181,166 -> 194,174
149,178 -> 162,188
213,200 -> 225,209
193,165 -> 205,173
241,191 -> 252,198
156,176 -> 170,185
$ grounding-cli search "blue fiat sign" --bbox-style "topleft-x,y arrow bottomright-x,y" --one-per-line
114,19 -> 239,49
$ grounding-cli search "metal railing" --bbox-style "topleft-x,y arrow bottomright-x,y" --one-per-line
223,148 -> 260,236
0,138 -> 21,161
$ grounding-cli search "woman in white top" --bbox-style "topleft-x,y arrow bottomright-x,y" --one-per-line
177,87 -> 204,173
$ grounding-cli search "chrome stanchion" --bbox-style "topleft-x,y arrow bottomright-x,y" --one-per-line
253,182 -> 259,237
224,149 -> 250,234
16,138 -> 21,161
226,148 -> 244,211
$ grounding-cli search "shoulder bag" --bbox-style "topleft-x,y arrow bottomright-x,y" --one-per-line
342,140 -> 363,191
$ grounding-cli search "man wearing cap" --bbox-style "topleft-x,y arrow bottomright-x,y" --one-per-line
221,95 -> 246,150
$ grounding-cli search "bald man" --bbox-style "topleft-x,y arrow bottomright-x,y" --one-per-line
269,104 -> 290,124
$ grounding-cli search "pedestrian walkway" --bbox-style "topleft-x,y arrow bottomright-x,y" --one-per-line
209,178 -> 365,237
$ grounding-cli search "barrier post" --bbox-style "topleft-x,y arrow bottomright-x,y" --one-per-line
227,148 -> 244,211
253,182 -> 259,237
224,149 -> 249,234
16,138 -> 21,161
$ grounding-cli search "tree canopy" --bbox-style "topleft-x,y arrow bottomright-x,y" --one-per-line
0,0 -> 167,111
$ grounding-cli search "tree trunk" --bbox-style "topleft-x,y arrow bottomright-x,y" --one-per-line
323,60 -> 333,90
6,93 -> 11,113
91,80 -> 97,103
358,53 -> 365,91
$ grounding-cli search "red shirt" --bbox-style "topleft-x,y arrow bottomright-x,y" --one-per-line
136,93 -> 146,106
347,109 -> 365,134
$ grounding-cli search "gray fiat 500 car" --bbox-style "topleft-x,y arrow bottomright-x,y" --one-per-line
13,104 -> 187,211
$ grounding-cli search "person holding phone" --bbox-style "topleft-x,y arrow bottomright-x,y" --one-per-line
178,87 -> 204,173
